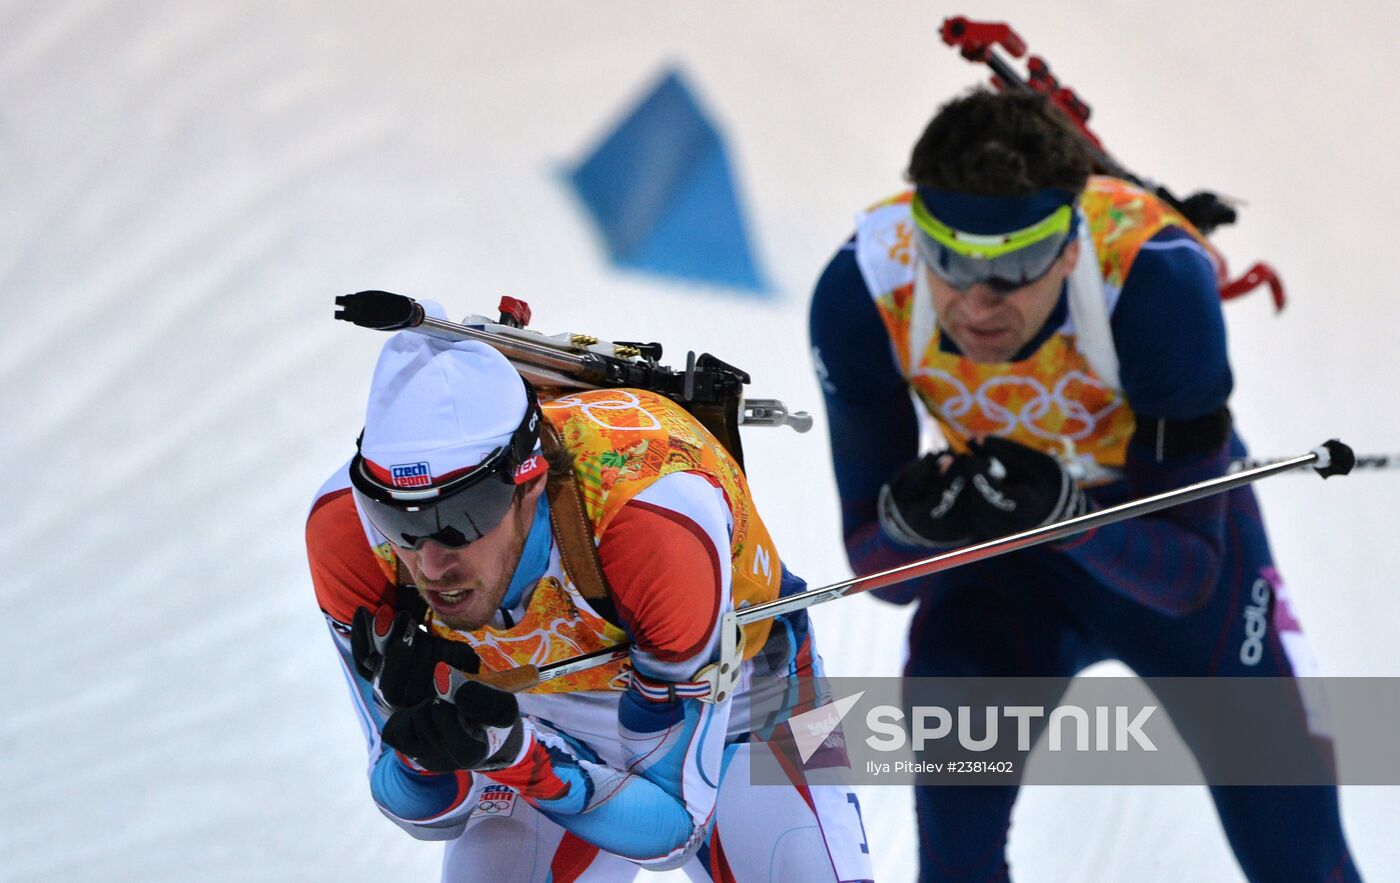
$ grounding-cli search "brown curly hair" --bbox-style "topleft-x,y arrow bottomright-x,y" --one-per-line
907,89 -> 1093,196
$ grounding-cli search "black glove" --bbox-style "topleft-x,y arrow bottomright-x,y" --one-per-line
350,605 -> 481,712
382,678 -> 525,773
963,436 -> 1087,540
878,451 -> 977,548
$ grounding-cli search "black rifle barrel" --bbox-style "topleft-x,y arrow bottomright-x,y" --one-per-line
980,47 -> 1134,182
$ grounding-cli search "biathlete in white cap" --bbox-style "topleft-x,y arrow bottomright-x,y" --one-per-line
306,315 -> 873,882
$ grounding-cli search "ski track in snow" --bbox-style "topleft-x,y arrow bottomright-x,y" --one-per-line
4,2 -> 1398,881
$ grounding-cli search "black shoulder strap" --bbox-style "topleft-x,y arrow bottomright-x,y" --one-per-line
1131,406 -> 1233,462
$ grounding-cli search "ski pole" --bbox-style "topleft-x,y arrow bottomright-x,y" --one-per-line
1228,452 -> 1399,473
461,440 -> 1354,698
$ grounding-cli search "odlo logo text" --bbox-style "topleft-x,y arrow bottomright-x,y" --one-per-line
1239,577 -> 1272,666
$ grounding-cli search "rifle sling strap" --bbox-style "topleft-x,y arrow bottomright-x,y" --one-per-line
541,421 -> 622,626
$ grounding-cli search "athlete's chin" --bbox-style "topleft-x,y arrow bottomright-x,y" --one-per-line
435,611 -> 491,631
954,328 -> 1023,363
422,587 -> 494,630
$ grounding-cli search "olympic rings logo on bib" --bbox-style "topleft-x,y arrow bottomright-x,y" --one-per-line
543,390 -> 661,431
915,368 -> 1121,442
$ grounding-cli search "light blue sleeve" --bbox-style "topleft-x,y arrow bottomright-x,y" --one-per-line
326,619 -> 476,839
510,680 -> 731,870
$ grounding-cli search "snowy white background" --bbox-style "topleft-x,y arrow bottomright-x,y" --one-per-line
4,1 -> 1398,880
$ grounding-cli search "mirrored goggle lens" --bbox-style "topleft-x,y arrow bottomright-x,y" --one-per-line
351,462 -> 519,550
914,226 -> 1069,294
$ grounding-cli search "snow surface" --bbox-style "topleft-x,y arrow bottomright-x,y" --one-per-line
3,2 -> 1398,880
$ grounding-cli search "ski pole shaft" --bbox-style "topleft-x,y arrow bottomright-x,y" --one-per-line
735,440 -> 1352,627
467,440 -> 1353,695
1229,452 -> 1399,473
453,645 -> 629,695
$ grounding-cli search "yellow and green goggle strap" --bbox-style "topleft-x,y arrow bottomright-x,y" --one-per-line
911,195 -> 1074,260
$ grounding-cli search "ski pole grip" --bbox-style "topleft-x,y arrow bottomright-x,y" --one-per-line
1311,439 -> 1356,478
335,290 -> 424,330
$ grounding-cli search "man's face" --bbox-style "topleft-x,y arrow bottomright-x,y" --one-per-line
927,239 -> 1080,364
395,478 -> 546,630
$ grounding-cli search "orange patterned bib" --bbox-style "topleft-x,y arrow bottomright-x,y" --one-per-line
386,388 -> 782,693
857,177 -> 1210,474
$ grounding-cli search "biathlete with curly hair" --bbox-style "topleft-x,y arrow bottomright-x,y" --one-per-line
809,89 -> 1361,882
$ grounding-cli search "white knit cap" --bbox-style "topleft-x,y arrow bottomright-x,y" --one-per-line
360,322 -> 529,490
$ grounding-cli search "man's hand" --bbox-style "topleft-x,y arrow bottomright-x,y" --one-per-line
878,451 -> 977,548
963,436 -> 1086,540
350,605 -> 481,712
382,675 -> 526,773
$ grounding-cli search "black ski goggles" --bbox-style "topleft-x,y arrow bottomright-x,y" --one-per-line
349,385 -> 544,550
911,195 -> 1077,295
